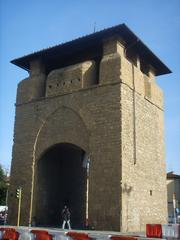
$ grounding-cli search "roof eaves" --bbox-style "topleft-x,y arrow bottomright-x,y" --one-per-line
11,23 -> 172,76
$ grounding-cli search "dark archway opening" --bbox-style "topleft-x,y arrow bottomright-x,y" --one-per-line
35,143 -> 87,229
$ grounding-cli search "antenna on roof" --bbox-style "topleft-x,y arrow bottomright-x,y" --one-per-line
93,22 -> 96,33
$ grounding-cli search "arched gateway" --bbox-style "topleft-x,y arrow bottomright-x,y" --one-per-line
35,143 -> 87,228
32,105 -> 90,228
8,24 -> 170,231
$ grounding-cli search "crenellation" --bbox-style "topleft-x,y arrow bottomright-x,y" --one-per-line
147,65 -> 156,83
16,60 -> 46,104
30,59 -> 46,77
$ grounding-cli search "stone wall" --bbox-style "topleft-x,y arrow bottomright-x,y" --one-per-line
120,83 -> 167,232
8,82 -> 122,230
46,61 -> 96,96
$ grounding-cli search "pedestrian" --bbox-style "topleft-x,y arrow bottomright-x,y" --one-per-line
61,205 -> 71,229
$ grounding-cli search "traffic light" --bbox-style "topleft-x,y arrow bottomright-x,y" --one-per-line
16,188 -> 21,198
15,187 -> 22,227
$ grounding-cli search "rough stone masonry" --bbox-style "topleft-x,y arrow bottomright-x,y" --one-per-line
8,24 -> 171,232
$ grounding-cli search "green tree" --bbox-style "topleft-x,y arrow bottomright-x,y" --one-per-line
0,165 -> 7,205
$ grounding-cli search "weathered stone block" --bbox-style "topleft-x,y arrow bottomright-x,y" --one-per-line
16,75 -> 46,104
46,61 -> 96,96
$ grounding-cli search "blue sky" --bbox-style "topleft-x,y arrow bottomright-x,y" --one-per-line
0,0 -> 180,174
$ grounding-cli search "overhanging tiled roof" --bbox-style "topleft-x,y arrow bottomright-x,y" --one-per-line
167,171 -> 180,179
11,24 -> 171,76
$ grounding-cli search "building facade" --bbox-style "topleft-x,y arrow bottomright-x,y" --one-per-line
167,172 -> 180,223
8,24 -> 171,231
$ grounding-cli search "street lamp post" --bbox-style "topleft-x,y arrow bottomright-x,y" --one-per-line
173,192 -> 177,224
4,186 -> 9,225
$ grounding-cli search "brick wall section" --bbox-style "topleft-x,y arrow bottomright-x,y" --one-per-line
120,83 -> 167,232
46,61 -> 96,96
8,103 -> 41,225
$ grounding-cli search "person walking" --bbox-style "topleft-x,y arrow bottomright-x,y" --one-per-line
61,205 -> 71,229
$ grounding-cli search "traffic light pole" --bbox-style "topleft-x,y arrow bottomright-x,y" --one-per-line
17,187 -> 22,227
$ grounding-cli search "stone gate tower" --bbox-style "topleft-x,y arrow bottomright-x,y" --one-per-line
8,24 -> 171,231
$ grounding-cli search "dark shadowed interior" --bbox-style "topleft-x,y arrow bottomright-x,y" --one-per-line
35,143 -> 87,228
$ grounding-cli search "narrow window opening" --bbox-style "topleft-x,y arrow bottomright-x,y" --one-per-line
94,57 -> 101,85
140,59 -> 149,76
125,49 -> 137,67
